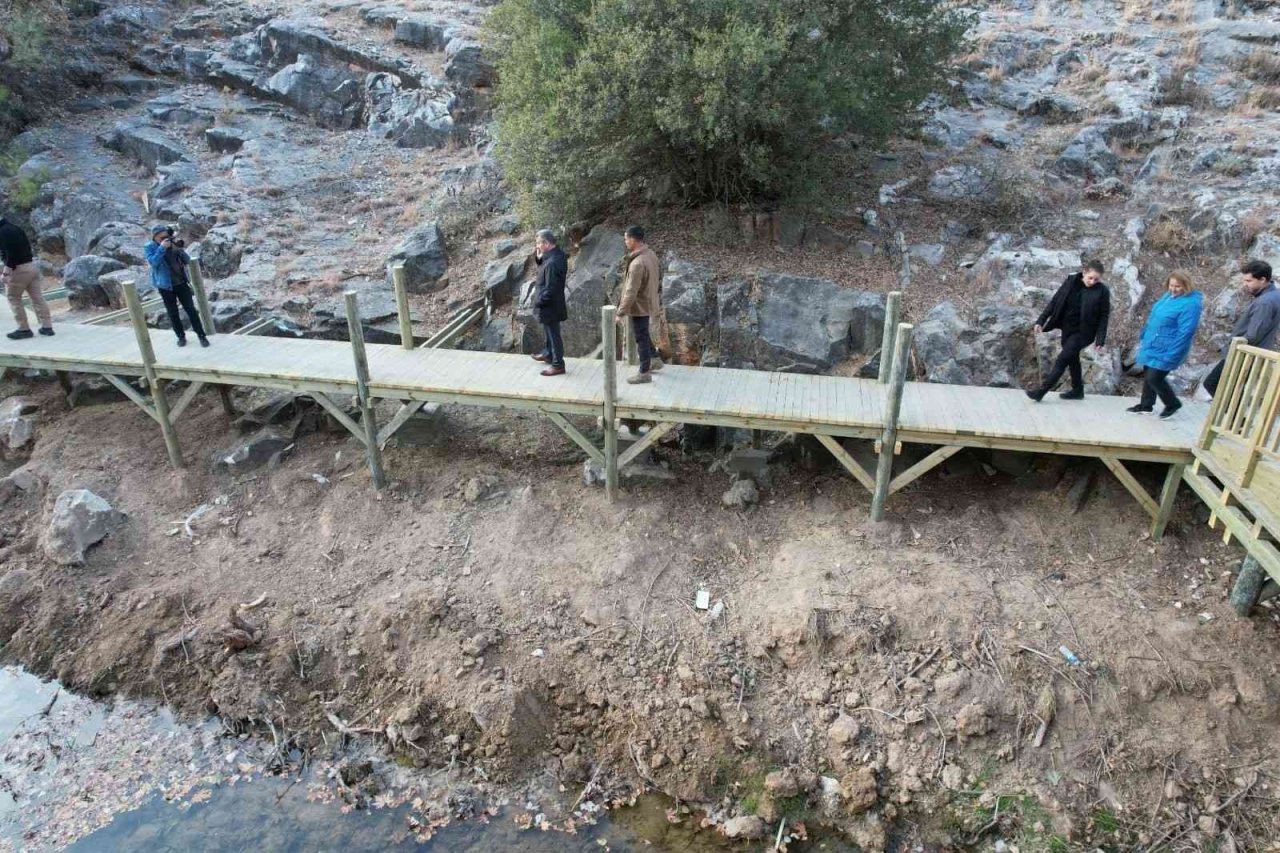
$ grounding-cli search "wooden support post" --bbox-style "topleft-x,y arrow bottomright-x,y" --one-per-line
878,291 -> 901,384
602,306 -> 619,500
895,232 -> 910,291
123,281 -> 184,469
1151,462 -> 1186,541
751,429 -> 762,450
391,263 -> 414,350
1229,555 -> 1266,617
871,322 -> 913,521
217,387 -> 236,417
187,258 -> 215,336
345,291 -> 387,489
56,371 -> 73,404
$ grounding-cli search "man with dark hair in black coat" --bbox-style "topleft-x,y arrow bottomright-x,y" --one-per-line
1026,259 -> 1111,402
531,229 -> 568,377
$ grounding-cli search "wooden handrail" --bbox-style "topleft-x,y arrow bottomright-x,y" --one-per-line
1207,339 -> 1280,485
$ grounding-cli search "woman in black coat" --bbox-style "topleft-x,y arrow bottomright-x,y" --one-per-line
1026,260 -> 1111,401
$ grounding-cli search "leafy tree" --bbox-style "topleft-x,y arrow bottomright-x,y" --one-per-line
485,0 -> 971,224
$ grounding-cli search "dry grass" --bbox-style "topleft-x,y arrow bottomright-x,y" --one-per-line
1237,49 -> 1280,85
1247,86 -> 1280,111
1159,60 -> 1207,107
1143,218 -> 1196,256
1240,212 -> 1269,252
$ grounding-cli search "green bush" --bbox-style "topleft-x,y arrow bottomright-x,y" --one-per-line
485,0 -> 971,224
2,5 -> 50,70
8,167 -> 48,210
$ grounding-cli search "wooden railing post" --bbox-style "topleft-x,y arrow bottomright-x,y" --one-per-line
123,281 -> 184,469
391,263 -> 414,350
345,291 -> 387,489
871,322 -> 913,521
602,306 -> 619,500
1242,360 -> 1280,487
878,291 -> 901,384
1199,337 -> 1246,450
187,258 -> 215,336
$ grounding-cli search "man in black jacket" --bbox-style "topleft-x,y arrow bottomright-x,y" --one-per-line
0,216 -> 54,340
1026,260 -> 1111,402
531,229 -> 568,377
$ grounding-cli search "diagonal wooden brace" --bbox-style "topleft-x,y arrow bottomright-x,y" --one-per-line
1100,455 -> 1159,519
618,421 -> 677,469
889,445 -> 963,495
311,392 -> 368,447
815,433 -> 876,493
544,410 -> 604,466
378,400 -> 423,447
1150,462 -> 1185,541
100,373 -> 162,425
169,381 -> 206,422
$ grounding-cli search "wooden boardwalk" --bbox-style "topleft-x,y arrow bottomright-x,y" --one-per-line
4,278 -> 1271,549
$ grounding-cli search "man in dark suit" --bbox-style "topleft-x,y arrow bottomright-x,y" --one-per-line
1026,259 -> 1111,402
531,229 -> 568,377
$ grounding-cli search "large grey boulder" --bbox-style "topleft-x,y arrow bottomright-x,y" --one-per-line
85,221 -> 150,266
0,397 -> 38,455
98,121 -> 190,170
195,226 -> 243,279
43,489 -> 123,566
1053,126 -> 1119,179
927,165 -> 988,201
366,75 -> 458,148
518,225 -> 623,358
60,189 -> 144,258
914,301 -> 1041,388
395,16 -> 450,51
386,223 -> 448,293
663,257 -> 713,365
259,19 -> 421,84
444,39 -> 494,89
718,273 -> 884,371
63,255 -> 126,308
262,54 -> 364,129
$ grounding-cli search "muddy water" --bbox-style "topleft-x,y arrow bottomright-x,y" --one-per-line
1,668 -> 855,852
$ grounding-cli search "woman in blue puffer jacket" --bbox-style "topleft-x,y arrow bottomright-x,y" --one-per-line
1128,270 -> 1203,419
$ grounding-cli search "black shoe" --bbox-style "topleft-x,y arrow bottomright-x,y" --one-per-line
1159,403 -> 1182,420
38,327 -> 54,336
199,336 -> 210,348
6,329 -> 33,340
1060,389 -> 1085,400
1126,404 -> 1153,414
177,337 -> 187,347
1025,389 -> 1045,402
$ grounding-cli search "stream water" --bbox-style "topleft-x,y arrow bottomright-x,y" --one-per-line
1,667 -> 858,852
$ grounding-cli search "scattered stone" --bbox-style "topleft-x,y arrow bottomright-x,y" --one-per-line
827,714 -> 861,745
195,226 -> 243,279
954,702 -> 995,740
841,767 -> 879,814
205,126 -> 251,153
927,165 -> 987,200
0,397 -> 39,454
62,255 -> 126,309
721,478 -> 759,509
722,815 -> 767,840
43,489 -> 123,565
215,429 -> 292,471
764,769 -> 800,798
98,121 -> 190,170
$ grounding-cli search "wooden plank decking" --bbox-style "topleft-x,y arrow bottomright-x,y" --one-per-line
0,310 -> 1209,461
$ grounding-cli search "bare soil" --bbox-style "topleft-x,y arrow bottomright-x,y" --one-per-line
2,368 -> 1279,850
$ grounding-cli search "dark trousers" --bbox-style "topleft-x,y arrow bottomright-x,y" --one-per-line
159,282 -> 206,340
541,321 -> 564,368
1039,333 -> 1087,393
1204,358 -> 1225,397
1140,367 -> 1180,409
630,315 -> 656,373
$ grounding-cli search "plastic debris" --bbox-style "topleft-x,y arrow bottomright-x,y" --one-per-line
1058,646 -> 1081,666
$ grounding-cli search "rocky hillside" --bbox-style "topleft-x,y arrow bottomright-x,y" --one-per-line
2,0 -> 1278,394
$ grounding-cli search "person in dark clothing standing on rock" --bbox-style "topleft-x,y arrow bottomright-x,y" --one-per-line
1202,259 -> 1280,397
1026,260 -> 1111,402
531,229 -> 568,377
618,225 -> 663,384
145,225 -> 208,348
0,216 -> 54,340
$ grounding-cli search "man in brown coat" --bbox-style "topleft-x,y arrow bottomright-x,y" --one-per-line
618,225 -> 663,384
